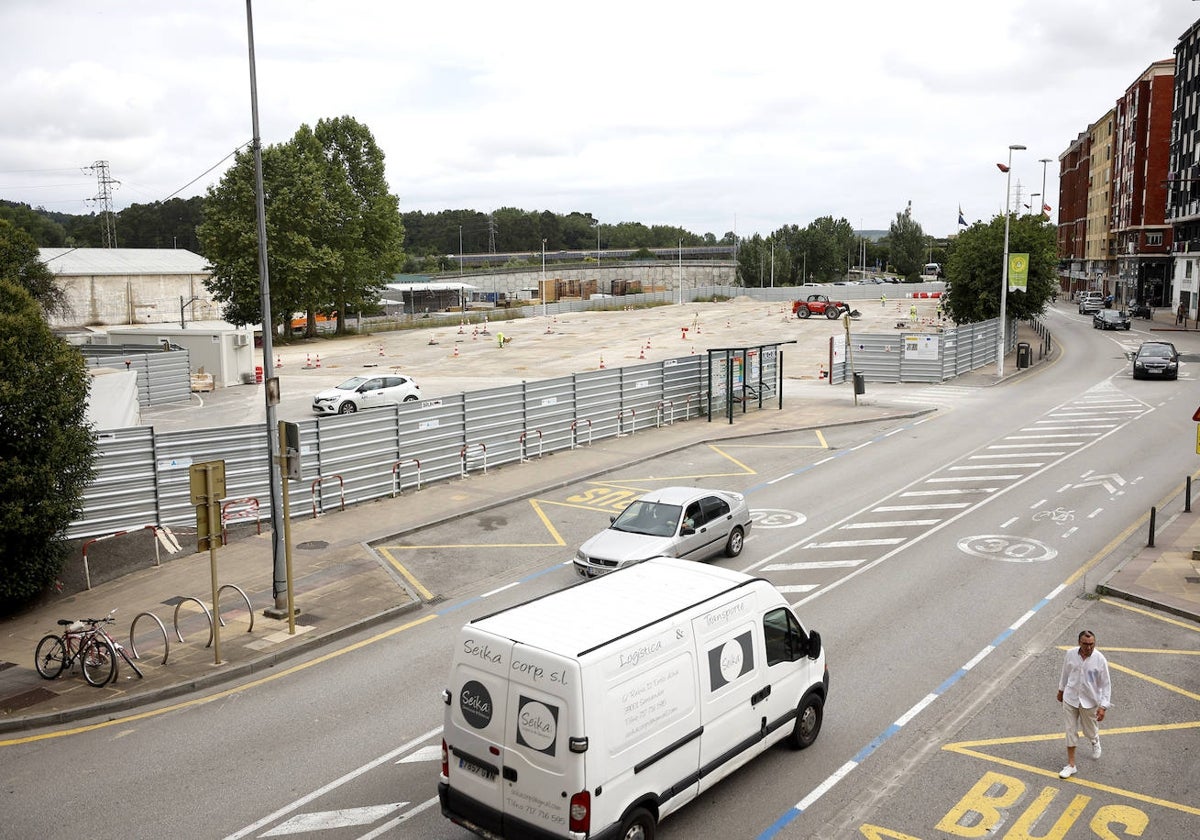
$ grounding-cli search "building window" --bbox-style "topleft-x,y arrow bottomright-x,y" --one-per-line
1147,233 -> 1163,246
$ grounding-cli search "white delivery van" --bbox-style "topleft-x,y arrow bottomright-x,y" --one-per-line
439,558 -> 829,840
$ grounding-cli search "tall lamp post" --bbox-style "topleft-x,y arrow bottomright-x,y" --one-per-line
541,239 -> 547,317
998,143 -> 1026,378
1039,158 -> 1052,219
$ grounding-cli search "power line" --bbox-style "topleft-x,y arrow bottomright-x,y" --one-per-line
160,142 -> 250,202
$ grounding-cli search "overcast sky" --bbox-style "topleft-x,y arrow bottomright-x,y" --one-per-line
2,1 -> 1196,245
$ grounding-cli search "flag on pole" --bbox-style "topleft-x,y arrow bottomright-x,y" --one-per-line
1042,202 -> 1052,219
958,205 -> 967,226
996,163 -> 1010,173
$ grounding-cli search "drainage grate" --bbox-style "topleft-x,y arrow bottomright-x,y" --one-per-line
1,686 -> 59,713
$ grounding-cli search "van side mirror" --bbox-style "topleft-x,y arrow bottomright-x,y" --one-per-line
806,630 -> 822,660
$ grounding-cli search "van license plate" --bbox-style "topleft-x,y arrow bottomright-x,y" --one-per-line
459,757 -> 495,781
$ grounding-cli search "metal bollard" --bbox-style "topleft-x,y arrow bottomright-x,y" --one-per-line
1148,506 -> 1156,548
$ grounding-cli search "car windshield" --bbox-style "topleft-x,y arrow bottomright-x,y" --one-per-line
335,377 -> 370,391
1139,345 -> 1173,359
611,500 -> 682,537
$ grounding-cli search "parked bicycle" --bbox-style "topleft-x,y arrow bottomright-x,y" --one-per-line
34,610 -> 143,687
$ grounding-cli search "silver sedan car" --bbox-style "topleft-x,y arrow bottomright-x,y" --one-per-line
573,486 -> 752,578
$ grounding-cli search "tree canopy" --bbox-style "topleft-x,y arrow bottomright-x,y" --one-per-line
943,214 -> 1057,323
198,116 -> 405,336
888,206 -> 927,281
0,250 -> 96,611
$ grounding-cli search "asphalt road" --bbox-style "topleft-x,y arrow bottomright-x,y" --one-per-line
4,301 -> 1197,840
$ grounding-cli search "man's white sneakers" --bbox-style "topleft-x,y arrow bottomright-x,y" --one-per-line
1091,739 -> 1102,760
1059,764 -> 1078,779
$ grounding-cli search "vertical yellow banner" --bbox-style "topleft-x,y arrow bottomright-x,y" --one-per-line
1008,253 -> 1029,292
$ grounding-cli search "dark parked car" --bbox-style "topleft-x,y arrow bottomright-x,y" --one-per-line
1131,342 -> 1179,380
1093,309 -> 1131,330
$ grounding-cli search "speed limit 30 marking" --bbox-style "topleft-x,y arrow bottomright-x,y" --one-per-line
750,509 -> 807,528
957,535 -> 1057,563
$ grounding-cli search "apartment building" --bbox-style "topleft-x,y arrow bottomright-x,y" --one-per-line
1168,18 -> 1200,317
1085,111 -> 1116,289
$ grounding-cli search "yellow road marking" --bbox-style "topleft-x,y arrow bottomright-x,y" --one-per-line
0,613 -> 440,747
376,548 -> 435,600
1099,597 -> 1200,633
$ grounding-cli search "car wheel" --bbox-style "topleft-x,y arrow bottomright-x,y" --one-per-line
788,693 -> 824,750
724,526 -> 744,557
1125,324 -> 1131,330
796,308 -> 810,319
825,307 -> 840,320
337,402 -> 357,414
618,808 -> 655,840
403,395 -> 418,402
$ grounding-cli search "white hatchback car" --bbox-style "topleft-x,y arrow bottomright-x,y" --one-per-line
573,486 -> 752,578
311,375 -> 421,415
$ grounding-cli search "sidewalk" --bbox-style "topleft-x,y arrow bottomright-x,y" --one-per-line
2,328 -> 1196,734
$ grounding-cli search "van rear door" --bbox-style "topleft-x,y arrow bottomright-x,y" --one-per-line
445,632 -> 514,835
501,644 -> 584,837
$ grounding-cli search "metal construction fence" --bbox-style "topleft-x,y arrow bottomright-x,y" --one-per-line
71,283 -> 1031,541
81,345 -> 192,406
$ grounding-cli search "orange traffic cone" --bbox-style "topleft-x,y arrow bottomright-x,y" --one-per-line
453,346 -> 459,358
305,353 -> 312,368
379,345 -> 385,356
599,355 -> 606,369
315,354 -> 321,368
638,346 -> 645,359
275,355 -> 282,368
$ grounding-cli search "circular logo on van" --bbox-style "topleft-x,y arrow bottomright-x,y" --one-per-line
460,680 -> 493,729
719,639 -> 745,684
516,697 -> 558,755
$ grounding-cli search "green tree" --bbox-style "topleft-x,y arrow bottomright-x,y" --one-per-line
313,116 -> 405,334
0,217 -> 68,320
888,206 -> 926,280
943,214 -> 1056,323
0,275 -> 96,612
0,201 -> 68,247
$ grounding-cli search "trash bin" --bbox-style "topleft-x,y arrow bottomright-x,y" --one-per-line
1016,342 -> 1031,369
853,372 -> 866,395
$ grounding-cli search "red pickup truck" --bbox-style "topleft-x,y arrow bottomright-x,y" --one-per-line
792,294 -> 849,319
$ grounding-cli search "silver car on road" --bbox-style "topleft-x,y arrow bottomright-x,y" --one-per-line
573,486 -> 752,578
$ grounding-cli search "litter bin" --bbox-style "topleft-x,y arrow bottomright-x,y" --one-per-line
853,372 -> 866,395
1016,342 -> 1031,369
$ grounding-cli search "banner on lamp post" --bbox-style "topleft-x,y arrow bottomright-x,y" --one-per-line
1008,253 -> 1029,292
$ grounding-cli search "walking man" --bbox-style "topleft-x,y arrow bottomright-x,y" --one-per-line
1057,630 -> 1111,779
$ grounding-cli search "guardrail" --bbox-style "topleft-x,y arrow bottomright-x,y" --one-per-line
460,443 -> 488,479
391,458 -> 422,496
519,430 -> 543,463
311,475 -> 346,518
570,418 -> 593,449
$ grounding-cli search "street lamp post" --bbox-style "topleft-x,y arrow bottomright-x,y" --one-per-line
1029,193 -> 1040,218
1039,158 -> 1052,219
998,143 -> 1026,378
541,239 -> 547,318
678,240 -> 683,305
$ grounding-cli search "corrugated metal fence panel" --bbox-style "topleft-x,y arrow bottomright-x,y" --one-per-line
522,378 -> 577,454
81,347 -> 191,406
574,368 -> 625,440
308,409 -> 415,510
662,356 -> 705,422
391,394 -> 469,488
144,350 -> 193,405
464,385 -> 528,471
152,424 -> 273,530
68,427 -> 159,540
619,362 -> 666,436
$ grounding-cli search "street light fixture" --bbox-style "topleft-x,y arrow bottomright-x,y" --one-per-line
1039,158 -> 1052,219
998,143 -> 1026,378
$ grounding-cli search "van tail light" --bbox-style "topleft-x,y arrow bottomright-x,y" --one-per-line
441,739 -> 449,779
569,791 -> 591,833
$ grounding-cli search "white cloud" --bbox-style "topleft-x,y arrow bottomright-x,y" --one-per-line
1,0 -> 1196,238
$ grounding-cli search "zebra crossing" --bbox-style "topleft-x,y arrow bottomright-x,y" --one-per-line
752,382 -> 1152,600
882,384 -> 986,409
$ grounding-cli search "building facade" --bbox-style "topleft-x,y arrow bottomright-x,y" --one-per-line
1169,18 -> 1200,318
1112,59 -> 1174,307
1058,131 -> 1091,294
1085,110 -> 1116,288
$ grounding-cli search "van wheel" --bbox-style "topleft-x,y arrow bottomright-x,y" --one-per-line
789,693 -> 824,750
619,808 -> 655,840
796,307 -> 810,319
724,526 -> 745,557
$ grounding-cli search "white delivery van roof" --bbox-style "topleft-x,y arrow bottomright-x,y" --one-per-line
471,558 -> 759,656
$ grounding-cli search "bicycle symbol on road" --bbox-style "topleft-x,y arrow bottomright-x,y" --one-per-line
1032,507 -> 1075,524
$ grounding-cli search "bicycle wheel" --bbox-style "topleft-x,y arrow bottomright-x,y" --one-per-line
116,644 -> 144,678
81,637 -> 117,687
34,635 -> 68,679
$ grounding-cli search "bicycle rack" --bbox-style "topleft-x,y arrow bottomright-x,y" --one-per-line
216,583 -> 254,632
129,611 -> 170,665
391,458 -> 421,496
570,418 -> 592,449
311,475 -> 345,518
173,597 -> 215,648
656,400 -> 674,427
221,497 -> 261,542
616,408 -> 636,438
519,430 -> 543,463
460,443 -> 487,479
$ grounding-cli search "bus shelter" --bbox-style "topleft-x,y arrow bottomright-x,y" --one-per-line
706,341 -> 796,424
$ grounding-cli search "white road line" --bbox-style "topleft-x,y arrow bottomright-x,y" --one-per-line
764,560 -> 867,571
223,727 -> 442,840
355,797 -> 440,840
900,488 -> 996,496
804,538 -> 906,548
927,475 -> 1021,482
839,519 -> 939,528
776,584 -> 820,593
872,503 -> 969,511
482,582 -> 518,598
